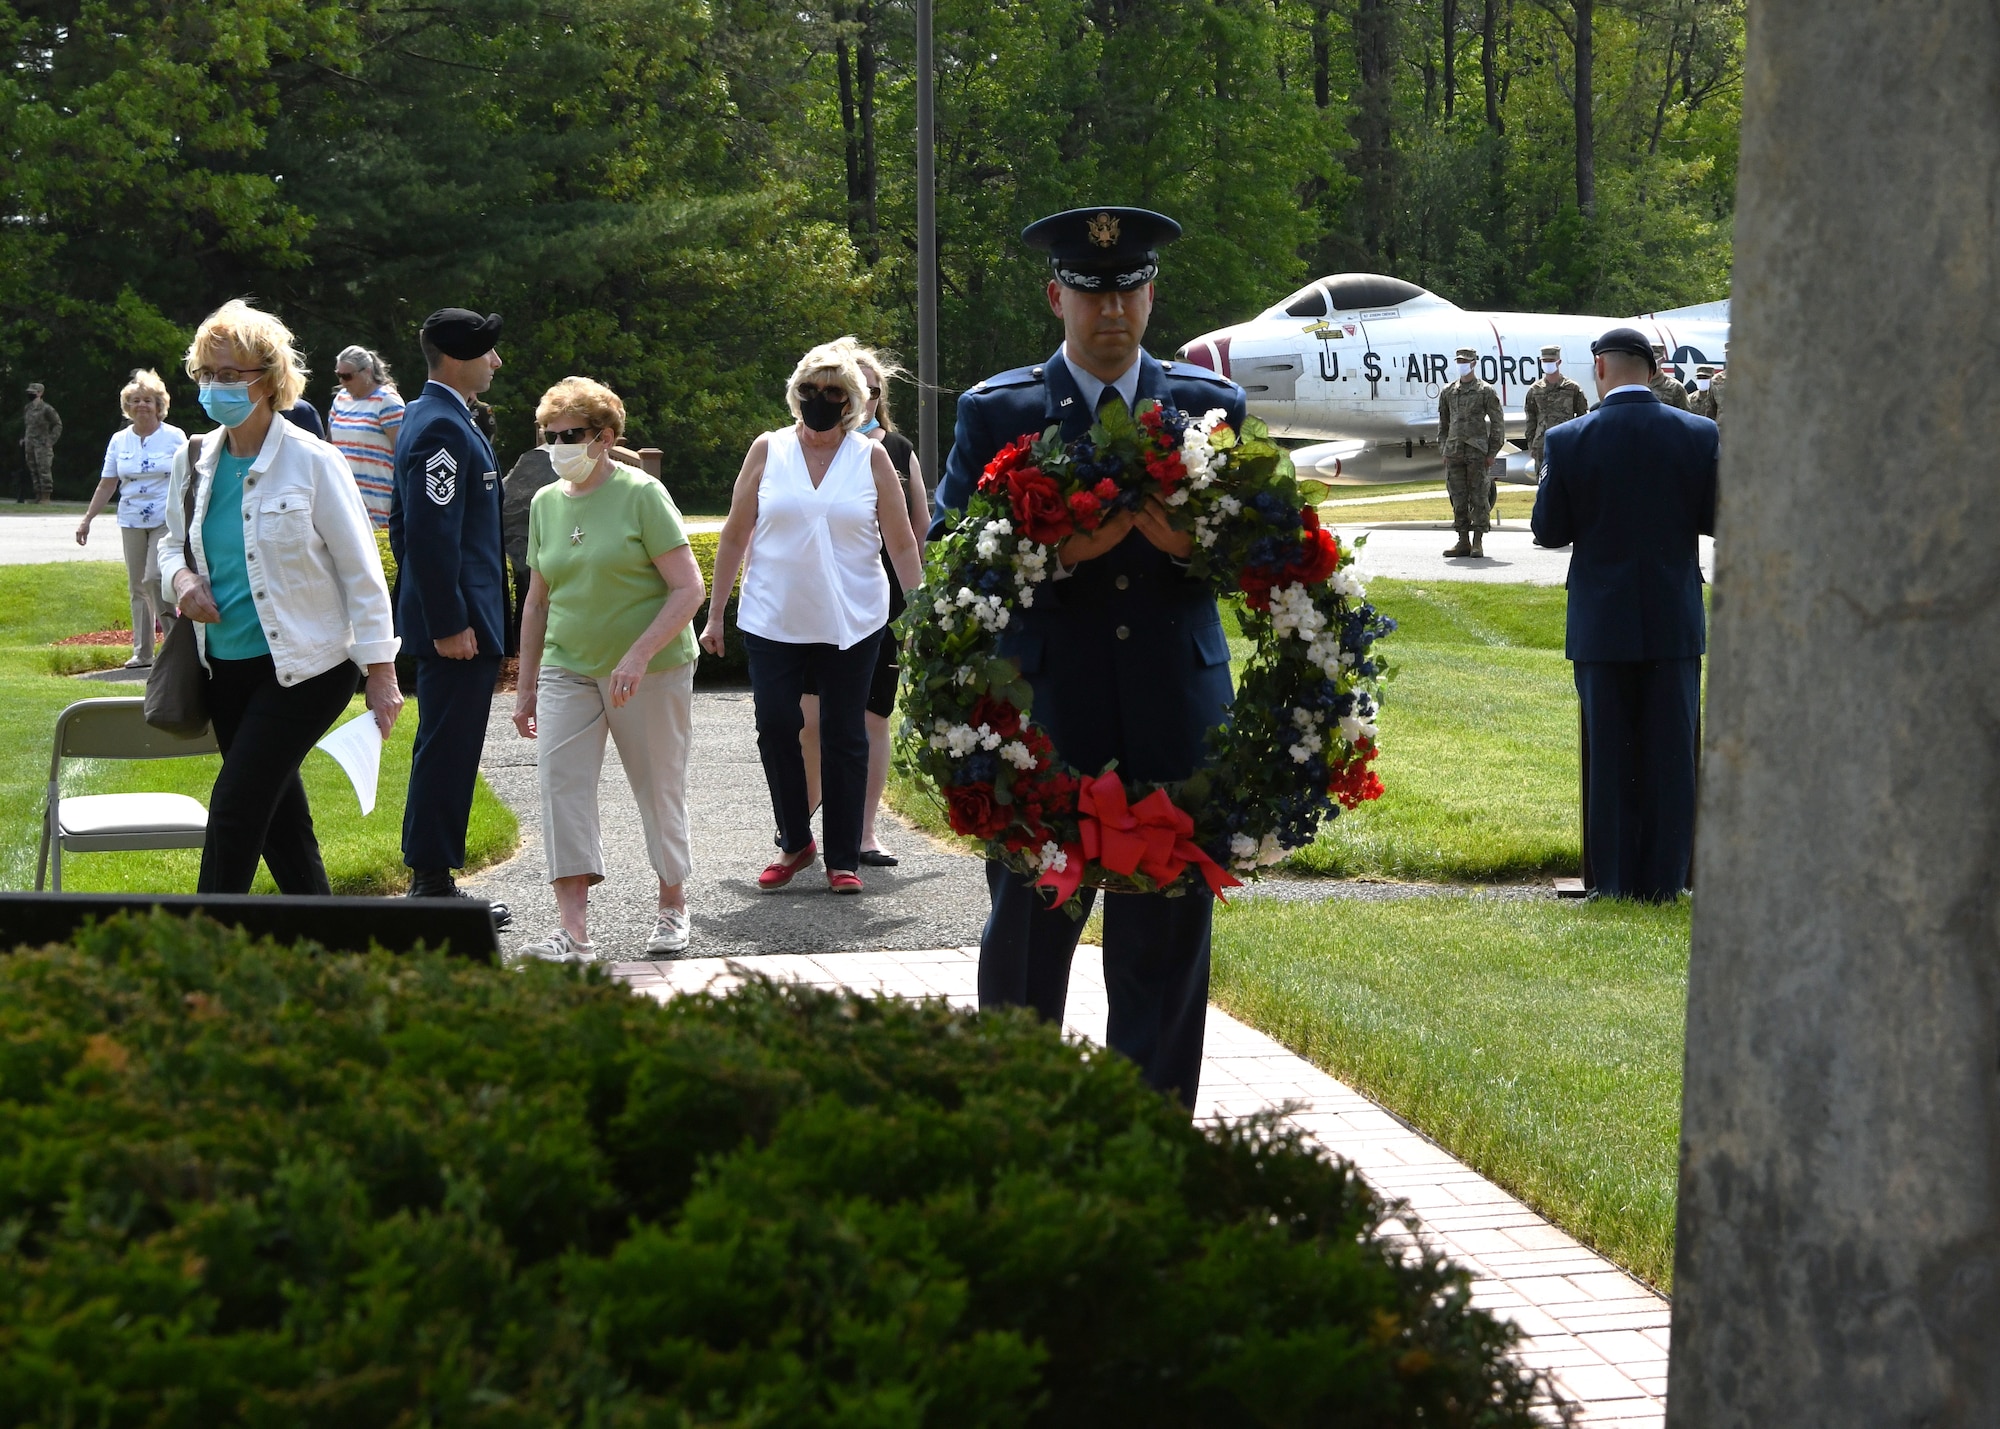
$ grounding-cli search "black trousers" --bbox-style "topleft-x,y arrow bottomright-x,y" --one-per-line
1575,657 -> 1700,901
403,653 -> 500,872
745,630 -> 882,873
981,861 -> 1213,1111
199,655 -> 358,894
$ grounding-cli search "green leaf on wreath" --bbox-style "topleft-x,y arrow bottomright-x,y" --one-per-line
1094,398 -> 1140,446
1298,478 -> 1331,504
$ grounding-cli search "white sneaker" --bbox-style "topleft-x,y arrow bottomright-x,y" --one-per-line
505,926 -> 595,968
646,907 -> 691,956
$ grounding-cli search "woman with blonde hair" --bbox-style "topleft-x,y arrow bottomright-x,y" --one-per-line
511,376 -> 706,963
701,339 -> 923,894
796,340 -> 928,865
158,299 -> 402,894
75,368 -> 187,667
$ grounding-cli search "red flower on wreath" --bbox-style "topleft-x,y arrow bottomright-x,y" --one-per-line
946,782 -> 1012,838
1144,447 -> 1186,497
1285,506 -> 1341,586
969,694 -> 1022,739
978,435 -> 1036,495
1068,489 -> 1105,531
1008,468 -> 1073,545
1331,742 -> 1384,809
1239,567 -> 1279,611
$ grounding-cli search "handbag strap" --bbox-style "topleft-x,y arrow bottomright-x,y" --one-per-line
183,435 -> 203,576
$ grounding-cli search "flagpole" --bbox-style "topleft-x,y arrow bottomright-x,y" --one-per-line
915,0 -> 938,488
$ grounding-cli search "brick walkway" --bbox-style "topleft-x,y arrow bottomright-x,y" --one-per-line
610,944 -> 1671,1428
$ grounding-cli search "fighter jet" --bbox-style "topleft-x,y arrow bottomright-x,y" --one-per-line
1175,274 -> 1728,483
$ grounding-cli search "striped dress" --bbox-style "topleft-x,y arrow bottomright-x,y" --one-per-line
330,385 -> 406,528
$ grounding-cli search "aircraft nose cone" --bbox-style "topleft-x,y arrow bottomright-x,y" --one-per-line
1177,331 -> 1231,377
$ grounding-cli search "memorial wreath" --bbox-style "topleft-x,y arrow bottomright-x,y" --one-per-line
901,399 -> 1396,911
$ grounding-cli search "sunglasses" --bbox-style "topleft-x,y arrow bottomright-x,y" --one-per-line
543,427 -> 599,444
795,383 -> 850,404
336,369 -> 363,381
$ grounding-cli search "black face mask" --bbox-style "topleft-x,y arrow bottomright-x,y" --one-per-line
799,393 -> 846,432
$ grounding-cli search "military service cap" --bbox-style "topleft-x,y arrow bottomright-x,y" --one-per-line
1022,206 -> 1181,292
24,382 -> 42,396
421,308 -> 503,360
1591,327 -> 1658,372
1453,346 -> 1478,362
1694,364 -> 1717,378
1539,344 -> 1563,360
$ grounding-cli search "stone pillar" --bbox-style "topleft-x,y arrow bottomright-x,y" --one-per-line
1668,3 -> 2000,1424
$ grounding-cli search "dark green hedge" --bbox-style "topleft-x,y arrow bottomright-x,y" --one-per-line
0,914 -> 1543,1427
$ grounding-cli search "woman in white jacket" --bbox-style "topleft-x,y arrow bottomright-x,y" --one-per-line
159,299 -> 403,894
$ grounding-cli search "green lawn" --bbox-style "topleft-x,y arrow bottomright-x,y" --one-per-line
0,563 -> 517,894
1209,894 -> 1688,1290
1289,577 -> 1580,881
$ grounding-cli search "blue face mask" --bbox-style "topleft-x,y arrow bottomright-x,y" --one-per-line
857,417 -> 880,435
199,381 -> 258,428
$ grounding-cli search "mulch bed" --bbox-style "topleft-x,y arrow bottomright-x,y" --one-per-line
54,629 -> 138,647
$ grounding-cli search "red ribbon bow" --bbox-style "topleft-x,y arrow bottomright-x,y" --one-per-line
1035,771 -> 1242,906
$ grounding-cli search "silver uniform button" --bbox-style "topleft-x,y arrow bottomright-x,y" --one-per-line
1115,574 -> 1130,590
1115,624 -> 1130,641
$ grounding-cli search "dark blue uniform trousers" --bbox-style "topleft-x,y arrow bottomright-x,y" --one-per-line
981,861 -> 1213,1111
1575,658 -> 1700,902
403,653 -> 501,872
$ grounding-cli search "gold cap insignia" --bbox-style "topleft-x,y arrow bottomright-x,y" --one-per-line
1087,211 -> 1121,248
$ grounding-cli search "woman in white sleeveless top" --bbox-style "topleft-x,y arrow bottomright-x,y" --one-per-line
701,341 -> 923,893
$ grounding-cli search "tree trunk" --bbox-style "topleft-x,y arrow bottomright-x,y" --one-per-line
1574,0 -> 1595,213
857,0 -> 879,262
833,4 -> 862,247
1311,0 -> 1332,109
1443,0 -> 1457,118
1482,0 -> 1503,132
1349,0 -> 1395,259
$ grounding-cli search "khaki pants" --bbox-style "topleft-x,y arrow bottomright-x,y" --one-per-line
1444,451 -> 1493,535
536,661 -> 694,887
120,523 -> 171,662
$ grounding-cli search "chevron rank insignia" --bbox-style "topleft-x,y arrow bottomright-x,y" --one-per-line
425,448 -> 457,505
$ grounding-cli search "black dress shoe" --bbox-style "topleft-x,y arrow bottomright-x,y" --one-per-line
409,869 -> 512,929
857,848 -> 899,867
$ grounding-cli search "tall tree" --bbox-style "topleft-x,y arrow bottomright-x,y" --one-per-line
1481,0 -> 1504,132
1537,0 -> 1596,212
1347,0 -> 1396,259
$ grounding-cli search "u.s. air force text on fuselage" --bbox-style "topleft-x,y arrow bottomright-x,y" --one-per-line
1176,273 -> 1728,482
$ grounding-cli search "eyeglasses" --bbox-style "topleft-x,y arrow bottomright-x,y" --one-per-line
868,386 -> 882,399
196,364 -> 268,385
335,369 -> 362,381
794,383 -> 850,404
543,427 -> 598,444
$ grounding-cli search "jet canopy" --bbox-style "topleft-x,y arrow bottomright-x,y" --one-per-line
1262,274 -> 1445,320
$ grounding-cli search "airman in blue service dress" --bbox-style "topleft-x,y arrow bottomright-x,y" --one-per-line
931,207 -> 1246,1110
1532,326 -> 1718,901
389,308 -> 510,916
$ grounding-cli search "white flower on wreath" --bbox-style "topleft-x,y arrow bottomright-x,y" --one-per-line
1229,832 -> 1258,870
1000,740 -> 1036,770
1269,583 -> 1327,643
1338,696 -> 1379,745
1306,633 -> 1344,681
1257,832 -> 1287,866
1331,568 -> 1367,601
1216,494 -> 1242,517
1288,731 -> 1324,764
976,518 -> 1014,561
1037,841 -> 1068,874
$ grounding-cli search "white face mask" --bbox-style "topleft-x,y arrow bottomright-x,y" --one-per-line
1543,359 -> 1562,373
1696,377 -> 1711,391
1455,361 -> 1474,378
547,441 -> 598,482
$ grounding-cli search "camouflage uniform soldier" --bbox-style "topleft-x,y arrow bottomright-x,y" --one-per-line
1522,343 -> 1589,468
1706,367 -> 1727,430
1689,365 -> 1719,420
21,382 -> 62,503
1437,345 -> 1504,557
1648,345 -> 1690,410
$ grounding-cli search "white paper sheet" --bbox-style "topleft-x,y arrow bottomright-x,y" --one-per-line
314,712 -> 384,815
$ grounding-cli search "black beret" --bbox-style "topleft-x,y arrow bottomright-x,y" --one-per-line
1590,326 -> 1657,371
421,308 -> 503,360
1022,207 -> 1181,292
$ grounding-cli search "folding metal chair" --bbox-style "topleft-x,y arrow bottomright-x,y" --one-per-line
36,698 -> 218,891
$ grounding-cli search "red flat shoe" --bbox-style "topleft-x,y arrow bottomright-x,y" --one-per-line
759,841 -> 818,892
827,870 -> 863,895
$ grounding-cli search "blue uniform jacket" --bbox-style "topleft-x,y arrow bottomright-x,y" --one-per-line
388,380 -> 507,656
933,348 -> 1247,785
1531,389 -> 1718,663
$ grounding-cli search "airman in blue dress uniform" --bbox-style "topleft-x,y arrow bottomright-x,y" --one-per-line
932,206 -> 1246,1110
388,307 -> 511,925
1532,326 -> 1718,901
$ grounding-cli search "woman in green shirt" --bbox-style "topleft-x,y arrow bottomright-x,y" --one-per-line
511,377 -> 706,964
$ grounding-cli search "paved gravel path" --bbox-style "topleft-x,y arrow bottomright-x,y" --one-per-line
464,689 -> 998,961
